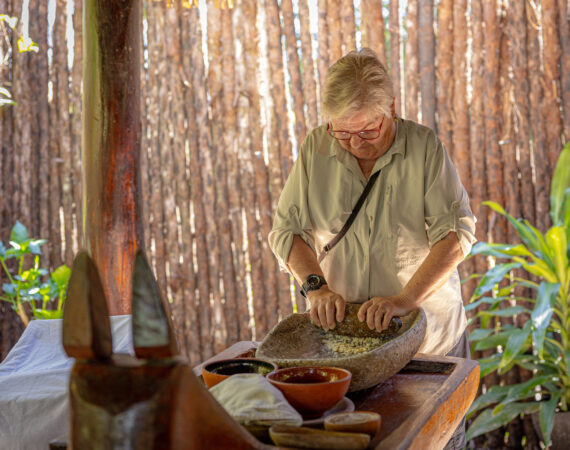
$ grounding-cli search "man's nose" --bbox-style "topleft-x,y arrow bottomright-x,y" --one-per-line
350,134 -> 365,147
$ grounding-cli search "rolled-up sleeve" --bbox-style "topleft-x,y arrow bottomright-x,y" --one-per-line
424,137 -> 477,257
268,146 -> 316,271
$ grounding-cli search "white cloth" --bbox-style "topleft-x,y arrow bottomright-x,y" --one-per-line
0,316 -> 133,450
210,374 -> 303,427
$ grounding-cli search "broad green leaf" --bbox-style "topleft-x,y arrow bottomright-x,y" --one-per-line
513,256 -> 558,283
469,328 -> 493,342
467,384 -> 511,417
469,242 -> 532,259
28,239 -> 46,255
498,375 -> 552,409
0,241 -> 6,258
550,142 -> 570,225
474,329 -> 520,351
539,393 -> 561,448
484,201 -> 546,256
2,283 -> 15,295
477,306 -> 528,318
531,282 -> 560,357
500,321 -> 532,370
10,221 -> 28,244
474,262 -> 521,297
545,227 -> 568,285
34,309 -> 63,320
466,296 -> 504,312
466,401 -> 539,441
51,265 -> 71,289
479,353 -> 503,378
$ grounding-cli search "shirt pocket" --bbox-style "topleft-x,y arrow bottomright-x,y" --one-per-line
309,176 -> 353,244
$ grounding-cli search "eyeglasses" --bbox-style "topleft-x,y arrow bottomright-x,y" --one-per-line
327,117 -> 385,141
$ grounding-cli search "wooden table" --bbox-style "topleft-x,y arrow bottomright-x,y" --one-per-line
194,341 -> 480,450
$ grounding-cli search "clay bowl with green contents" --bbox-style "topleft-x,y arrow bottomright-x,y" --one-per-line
256,304 -> 426,392
201,358 -> 278,388
267,366 -> 351,419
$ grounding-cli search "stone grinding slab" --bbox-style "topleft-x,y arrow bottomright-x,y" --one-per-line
256,306 -> 427,392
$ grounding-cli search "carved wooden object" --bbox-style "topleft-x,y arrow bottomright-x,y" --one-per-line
63,251 -> 269,449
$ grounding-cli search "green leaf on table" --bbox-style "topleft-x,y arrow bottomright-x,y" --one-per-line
532,282 -> 560,357
10,221 -> 28,244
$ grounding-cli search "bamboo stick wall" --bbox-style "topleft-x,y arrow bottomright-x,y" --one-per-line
0,0 -> 569,445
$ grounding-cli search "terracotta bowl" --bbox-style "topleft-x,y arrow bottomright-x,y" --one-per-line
266,366 -> 351,419
324,411 -> 381,436
201,358 -> 278,388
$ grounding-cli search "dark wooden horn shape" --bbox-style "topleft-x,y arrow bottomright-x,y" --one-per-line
63,251 -> 112,360
132,250 -> 178,358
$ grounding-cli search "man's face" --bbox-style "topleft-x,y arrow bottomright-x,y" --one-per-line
330,111 -> 394,162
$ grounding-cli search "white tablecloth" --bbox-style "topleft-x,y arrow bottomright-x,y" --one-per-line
0,316 -> 133,450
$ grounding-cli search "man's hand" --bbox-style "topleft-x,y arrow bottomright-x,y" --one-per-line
357,295 -> 416,332
307,286 -> 346,331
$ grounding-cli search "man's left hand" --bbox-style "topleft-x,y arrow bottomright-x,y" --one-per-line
357,295 -> 416,332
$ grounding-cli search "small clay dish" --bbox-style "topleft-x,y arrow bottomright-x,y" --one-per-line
201,358 -> 277,388
267,366 -> 351,419
324,410 -> 381,436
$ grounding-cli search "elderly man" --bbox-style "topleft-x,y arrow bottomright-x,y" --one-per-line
268,48 -> 476,449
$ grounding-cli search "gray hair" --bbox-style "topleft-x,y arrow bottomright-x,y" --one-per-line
321,48 -> 394,120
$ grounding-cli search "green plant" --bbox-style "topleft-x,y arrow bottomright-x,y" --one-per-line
465,142 -> 570,447
0,13 -> 39,108
0,221 -> 70,326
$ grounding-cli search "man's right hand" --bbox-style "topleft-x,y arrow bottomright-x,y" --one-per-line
306,287 -> 346,331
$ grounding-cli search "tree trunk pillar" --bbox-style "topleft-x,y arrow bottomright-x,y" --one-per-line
82,0 -> 143,315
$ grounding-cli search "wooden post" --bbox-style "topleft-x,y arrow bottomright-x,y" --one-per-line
82,0 -> 143,315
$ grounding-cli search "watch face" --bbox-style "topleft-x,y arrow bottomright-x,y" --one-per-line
307,275 -> 321,288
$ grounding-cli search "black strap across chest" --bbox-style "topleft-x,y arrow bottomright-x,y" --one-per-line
317,169 -> 381,263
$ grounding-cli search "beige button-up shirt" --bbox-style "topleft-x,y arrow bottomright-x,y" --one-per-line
268,118 -> 477,355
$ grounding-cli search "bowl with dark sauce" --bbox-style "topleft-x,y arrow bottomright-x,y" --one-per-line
202,358 -> 278,388
266,366 -> 351,418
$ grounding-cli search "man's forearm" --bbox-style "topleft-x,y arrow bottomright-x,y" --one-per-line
401,232 -> 465,306
286,235 -> 324,286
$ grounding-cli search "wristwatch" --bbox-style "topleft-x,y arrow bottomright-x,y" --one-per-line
301,274 -> 327,297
